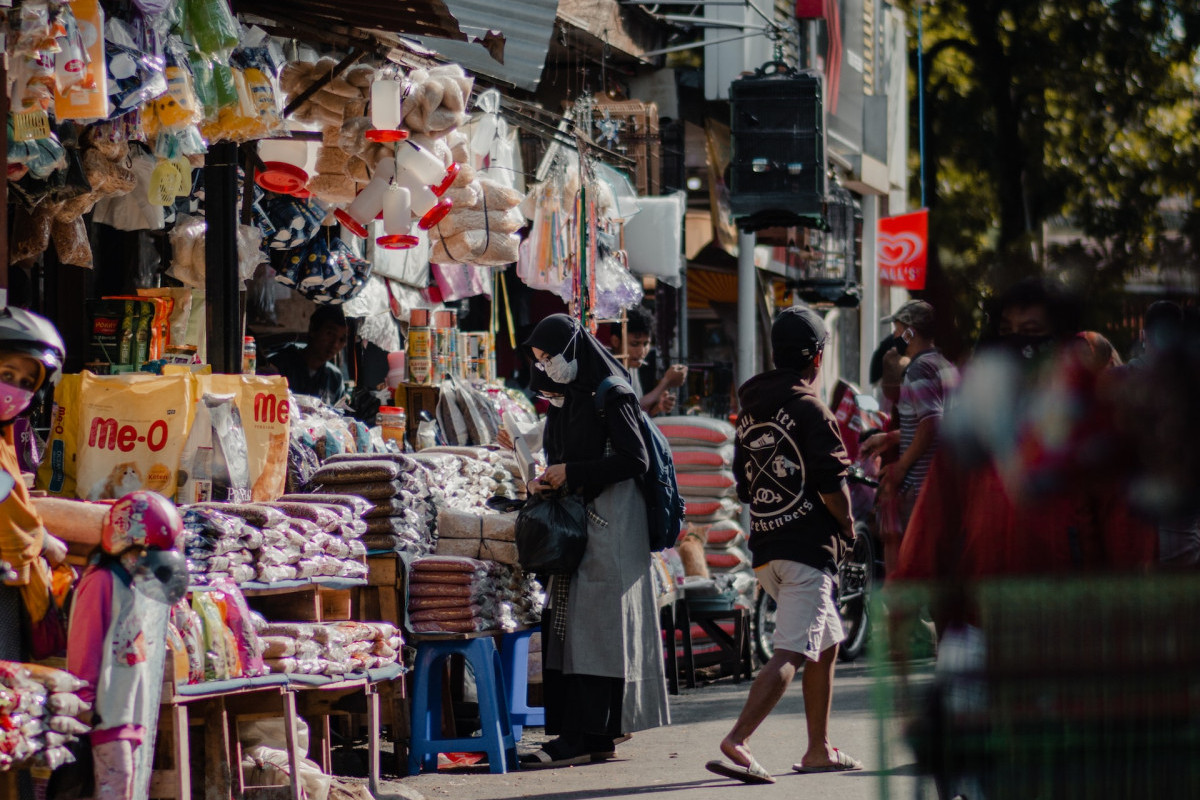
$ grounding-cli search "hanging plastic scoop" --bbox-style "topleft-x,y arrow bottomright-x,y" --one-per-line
172,156 -> 193,196
11,109 -> 52,142
149,159 -> 183,205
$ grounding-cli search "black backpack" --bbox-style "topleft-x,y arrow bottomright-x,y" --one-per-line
594,376 -> 686,551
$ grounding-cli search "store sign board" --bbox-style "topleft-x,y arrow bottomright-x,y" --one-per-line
878,209 -> 928,289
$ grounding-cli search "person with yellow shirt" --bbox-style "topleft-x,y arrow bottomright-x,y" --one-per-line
0,306 -> 68,661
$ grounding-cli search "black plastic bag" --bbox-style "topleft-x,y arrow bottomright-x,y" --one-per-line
515,492 -> 588,575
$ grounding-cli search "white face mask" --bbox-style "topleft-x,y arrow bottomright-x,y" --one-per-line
546,396 -> 565,408
543,354 -> 578,384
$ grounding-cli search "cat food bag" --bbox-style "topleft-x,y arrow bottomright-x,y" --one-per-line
196,375 -> 289,501
75,372 -> 193,500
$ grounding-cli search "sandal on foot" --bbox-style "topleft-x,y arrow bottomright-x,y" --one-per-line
705,758 -> 776,785
792,748 -> 863,773
520,748 -> 591,769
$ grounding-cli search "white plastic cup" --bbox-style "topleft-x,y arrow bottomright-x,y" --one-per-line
334,157 -> 396,238
395,140 -> 447,185
367,79 -> 407,142
394,168 -> 438,216
382,184 -> 412,234
377,184 -> 418,249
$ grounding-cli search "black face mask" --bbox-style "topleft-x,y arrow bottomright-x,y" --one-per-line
890,335 -> 908,358
1001,333 -> 1055,360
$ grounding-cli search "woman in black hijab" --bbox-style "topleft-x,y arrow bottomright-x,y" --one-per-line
521,314 -> 670,766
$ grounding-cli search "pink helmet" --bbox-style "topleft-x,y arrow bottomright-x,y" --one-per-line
101,491 -> 183,555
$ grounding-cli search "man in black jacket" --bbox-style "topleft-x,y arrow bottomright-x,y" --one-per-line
706,306 -> 862,784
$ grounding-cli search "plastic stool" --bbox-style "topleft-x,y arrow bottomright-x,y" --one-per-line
499,628 -> 545,739
408,637 -> 518,775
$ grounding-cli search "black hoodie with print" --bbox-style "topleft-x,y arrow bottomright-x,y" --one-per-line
733,368 -> 851,573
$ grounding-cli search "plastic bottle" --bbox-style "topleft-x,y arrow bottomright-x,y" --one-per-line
378,406 -> 407,450
242,336 -> 256,374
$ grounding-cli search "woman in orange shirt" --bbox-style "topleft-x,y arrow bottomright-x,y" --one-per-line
0,307 -> 67,661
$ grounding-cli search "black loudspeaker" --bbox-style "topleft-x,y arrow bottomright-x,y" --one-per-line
729,62 -> 826,232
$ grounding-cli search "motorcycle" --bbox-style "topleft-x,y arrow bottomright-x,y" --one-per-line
752,380 -> 889,665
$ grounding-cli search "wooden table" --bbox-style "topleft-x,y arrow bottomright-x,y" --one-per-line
153,665 -> 405,800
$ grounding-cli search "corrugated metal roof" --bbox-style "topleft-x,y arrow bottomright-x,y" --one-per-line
412,0 -> 558,92
235,0 -> 470,41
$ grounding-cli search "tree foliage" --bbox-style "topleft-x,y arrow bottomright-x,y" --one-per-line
899,0 -> 1200,353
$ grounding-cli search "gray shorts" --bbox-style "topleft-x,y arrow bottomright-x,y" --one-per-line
755,560 -> 844,661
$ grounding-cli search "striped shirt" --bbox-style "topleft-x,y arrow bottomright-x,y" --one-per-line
897,349 -> 959,493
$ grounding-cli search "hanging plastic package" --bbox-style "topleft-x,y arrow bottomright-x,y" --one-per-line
260,195 -> 324,250
54,6 -> 91,96
147,38 -> 202,134
295,236 -> 333,293
105,19 -> 167,112
133,0 -> 176,18
593,252 -> 643,320
54,0 -> 110,120
237,223 -> 265,282
14,2 -> 57,54
52,217 -> 93,269
188,52 -> 219,123
184,0 -> 239,56
231,38 -> 285,139
93,150 -> 166,231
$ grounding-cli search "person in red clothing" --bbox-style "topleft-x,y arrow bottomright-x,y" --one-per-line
891,279 -> 1156,601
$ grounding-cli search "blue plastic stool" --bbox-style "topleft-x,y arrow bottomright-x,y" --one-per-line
408,637 -> 518,775
499,627 -> 545,739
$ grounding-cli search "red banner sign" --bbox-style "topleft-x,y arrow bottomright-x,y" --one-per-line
878,209 -> 928,289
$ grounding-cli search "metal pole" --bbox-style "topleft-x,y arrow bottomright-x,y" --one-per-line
859,195 -> 880,386
736,229 -> 757,389
917,2 -> 926,208
205,142 -> 242,374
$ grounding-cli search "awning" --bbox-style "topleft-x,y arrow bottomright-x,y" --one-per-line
411,0 -> 558,91
687,267 -> 737,310
233,0 -> 505,61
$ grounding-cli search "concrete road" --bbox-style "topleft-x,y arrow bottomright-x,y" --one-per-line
387,659 -> 935,800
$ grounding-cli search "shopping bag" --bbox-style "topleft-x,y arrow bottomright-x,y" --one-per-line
514,492 -> 588,575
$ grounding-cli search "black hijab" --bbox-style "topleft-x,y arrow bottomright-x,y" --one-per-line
524,314 -> 632,464
524,314 -> 629,392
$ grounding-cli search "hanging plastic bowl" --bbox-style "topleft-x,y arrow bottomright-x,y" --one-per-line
377,233 -> 420,250
417,199 -> 453,231
431,162 -> 460,197
255,138 -> 310,195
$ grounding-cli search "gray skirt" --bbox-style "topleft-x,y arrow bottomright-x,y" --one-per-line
544,479 -> 670,732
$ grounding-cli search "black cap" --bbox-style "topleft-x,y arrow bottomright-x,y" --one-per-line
772,306 -> 827,369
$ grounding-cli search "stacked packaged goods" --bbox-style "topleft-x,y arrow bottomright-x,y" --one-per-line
407,556 -> 541,634
306,456 -> 433,554
181,501 -> 368,587
0,662 -> 93,772
256,622 -> 402,677
654,416 -> 753,594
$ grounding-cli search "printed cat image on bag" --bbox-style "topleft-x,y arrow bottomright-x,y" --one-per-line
73,372 -> 193,501
87,461 -> 144,500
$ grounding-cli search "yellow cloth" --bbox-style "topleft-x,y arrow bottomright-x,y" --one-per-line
0,428 -> 51,622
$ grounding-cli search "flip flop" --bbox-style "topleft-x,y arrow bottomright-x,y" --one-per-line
520,748 -> 591,770
705,758 -> 776,785
792,748 -> 863,773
